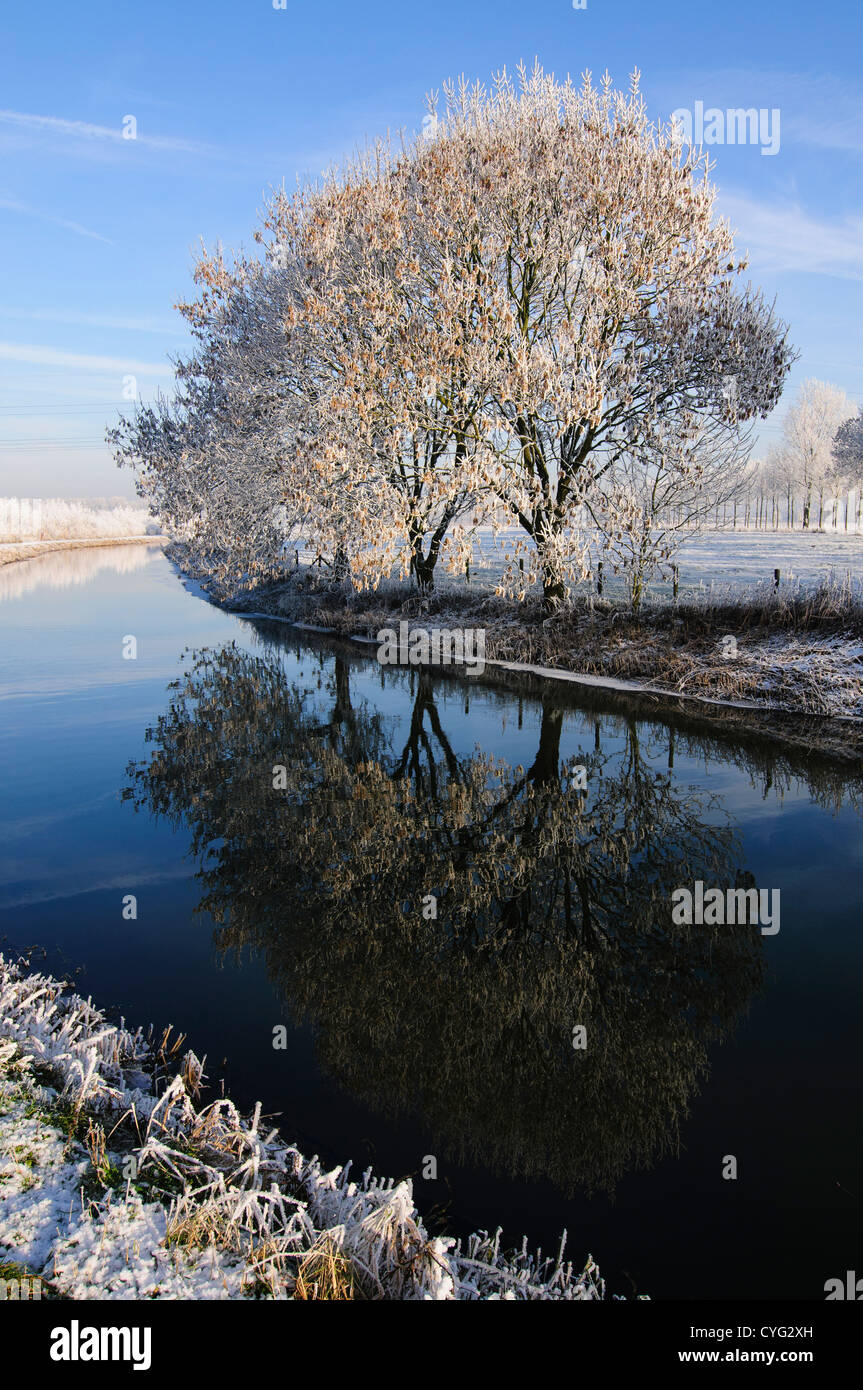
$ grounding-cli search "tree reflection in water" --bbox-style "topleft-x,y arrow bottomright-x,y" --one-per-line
125,642 -> 767,1196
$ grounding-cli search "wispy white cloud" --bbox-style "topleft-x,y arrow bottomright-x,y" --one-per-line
0,342 -> 170,374
0,108 -> 215,157
719,191 -> 863,280
0,305 -> 185,335
0,192 -> 111,243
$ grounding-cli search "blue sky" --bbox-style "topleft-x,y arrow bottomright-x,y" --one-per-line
1,0 -> 862,496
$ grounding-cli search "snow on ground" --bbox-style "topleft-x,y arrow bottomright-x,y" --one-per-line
52,1194 -> 250,1301
739,633 -> 863,715
0,1085 -> 87,1273
666,530 -> 863,598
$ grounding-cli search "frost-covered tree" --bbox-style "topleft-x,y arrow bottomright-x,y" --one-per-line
833,405 -> 863,500
110,245 -> 317,586
778,378 -> 853,530
253,157 -> 486,592
597,418 -> 752,608
381,64 -> 795,607
114,63 -> 795,607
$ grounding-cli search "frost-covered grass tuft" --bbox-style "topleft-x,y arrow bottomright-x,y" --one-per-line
0,956 -> 627,1301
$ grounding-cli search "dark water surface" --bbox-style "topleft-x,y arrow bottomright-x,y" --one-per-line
1,544 -> 861,1299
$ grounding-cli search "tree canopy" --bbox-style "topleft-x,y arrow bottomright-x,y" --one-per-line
113,64 -> 795,607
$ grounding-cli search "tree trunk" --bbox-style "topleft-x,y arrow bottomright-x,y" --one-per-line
410,549 -> 436,593
542,572 -> 566,611
630,571 -> 644,612
408,506 -> 456,594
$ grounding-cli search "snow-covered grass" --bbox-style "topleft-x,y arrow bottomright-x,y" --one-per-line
0,497 -> 160,542
647,528 -> 863,604
0,956 -> 624,1301
481,574 -> 863,719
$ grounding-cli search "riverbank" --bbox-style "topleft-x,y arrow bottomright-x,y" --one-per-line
0,536 -> 165,569
0,955 -> 619,1301
169,542 -> 863,754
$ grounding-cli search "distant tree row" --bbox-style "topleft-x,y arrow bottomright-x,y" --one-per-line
684,380 -> 863,533
746,380 -> 862,530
